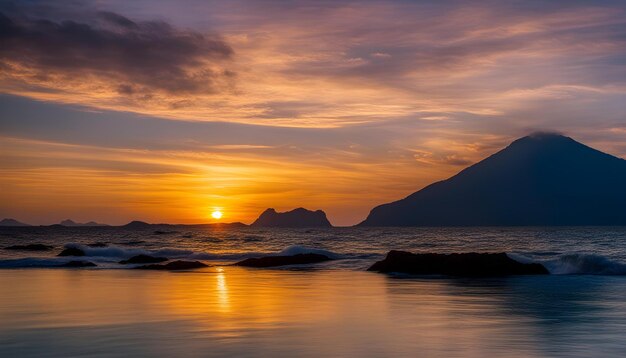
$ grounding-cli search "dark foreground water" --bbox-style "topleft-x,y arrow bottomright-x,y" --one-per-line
1,226 -> 626,357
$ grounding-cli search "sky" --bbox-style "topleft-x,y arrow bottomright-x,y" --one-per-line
1,0 -> 626,226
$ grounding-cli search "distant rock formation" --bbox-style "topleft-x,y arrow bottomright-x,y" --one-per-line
59,219 -> 108,227
251,208 -> 332,227
120,220 -> 247,229
0,218 -> 30,227
235,253 -> 333,267
368,251 -> 549,276
360,133 -> 626,226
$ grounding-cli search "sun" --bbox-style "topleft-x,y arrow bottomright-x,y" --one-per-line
211,210 -> 223,219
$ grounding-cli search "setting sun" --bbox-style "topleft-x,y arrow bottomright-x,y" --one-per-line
211,210 -> 223,219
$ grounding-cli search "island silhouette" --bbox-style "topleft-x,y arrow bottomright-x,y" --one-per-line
359,133 -> 626,226
251,208 -> 332,227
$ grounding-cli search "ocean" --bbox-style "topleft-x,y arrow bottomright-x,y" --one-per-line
1,226 -> 626,357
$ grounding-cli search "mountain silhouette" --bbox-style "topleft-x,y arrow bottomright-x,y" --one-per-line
0,218 -> 30,227
119,220 -> 247,229
251,208 -> 332,227
59,219 -> 108,227
359,133 -> 626,226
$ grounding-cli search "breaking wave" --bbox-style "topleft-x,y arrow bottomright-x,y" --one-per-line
0,244 -> 373,268
509,253 -> 626,275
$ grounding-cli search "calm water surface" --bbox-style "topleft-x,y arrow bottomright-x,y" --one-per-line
1,226 -> 626,357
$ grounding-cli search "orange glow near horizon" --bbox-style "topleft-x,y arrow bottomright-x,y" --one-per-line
2,1 -> 626,226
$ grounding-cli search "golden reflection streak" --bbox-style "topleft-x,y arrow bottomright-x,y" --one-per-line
215,267 -> 230,313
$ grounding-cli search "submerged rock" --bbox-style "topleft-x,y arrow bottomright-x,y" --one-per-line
368,251 -> 548,276
59,261 -> 97,267
4,244 -> 53,251
119,254 -> 168,264
136,260 -> 207,270
235,253 -> 332,268
57,247 -> 86,256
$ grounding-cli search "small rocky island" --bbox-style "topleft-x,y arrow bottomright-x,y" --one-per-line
251,208 -> 332,228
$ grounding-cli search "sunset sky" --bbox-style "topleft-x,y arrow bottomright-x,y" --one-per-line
1,0 -> 626,225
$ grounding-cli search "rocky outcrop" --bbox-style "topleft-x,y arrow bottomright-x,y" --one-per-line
251,208 -> 332,228
368,251 -> 549,276
235,253 -> 332,267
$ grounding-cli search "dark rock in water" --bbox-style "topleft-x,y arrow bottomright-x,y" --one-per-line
119,254 -> 168,264
4,244 -> 53,251
59,261 -> 97,267
251,208 -> 332,228
57,247 -> 86,256
136,260 -> 207,270
235,253 -> 332,268
359,133 -> 626,226
368,251 -> 549,276
87,242 -> 108,248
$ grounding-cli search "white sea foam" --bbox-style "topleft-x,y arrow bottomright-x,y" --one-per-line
63,243 -> 193,259
508,252 -> 626,275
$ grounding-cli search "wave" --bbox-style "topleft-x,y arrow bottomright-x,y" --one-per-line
63,243 -> 194,259
63,243 -> 350,260
509,253 -> 626,275
189,245 -> 348,261
277,245 -> 342,259
0,244 -> 372,268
